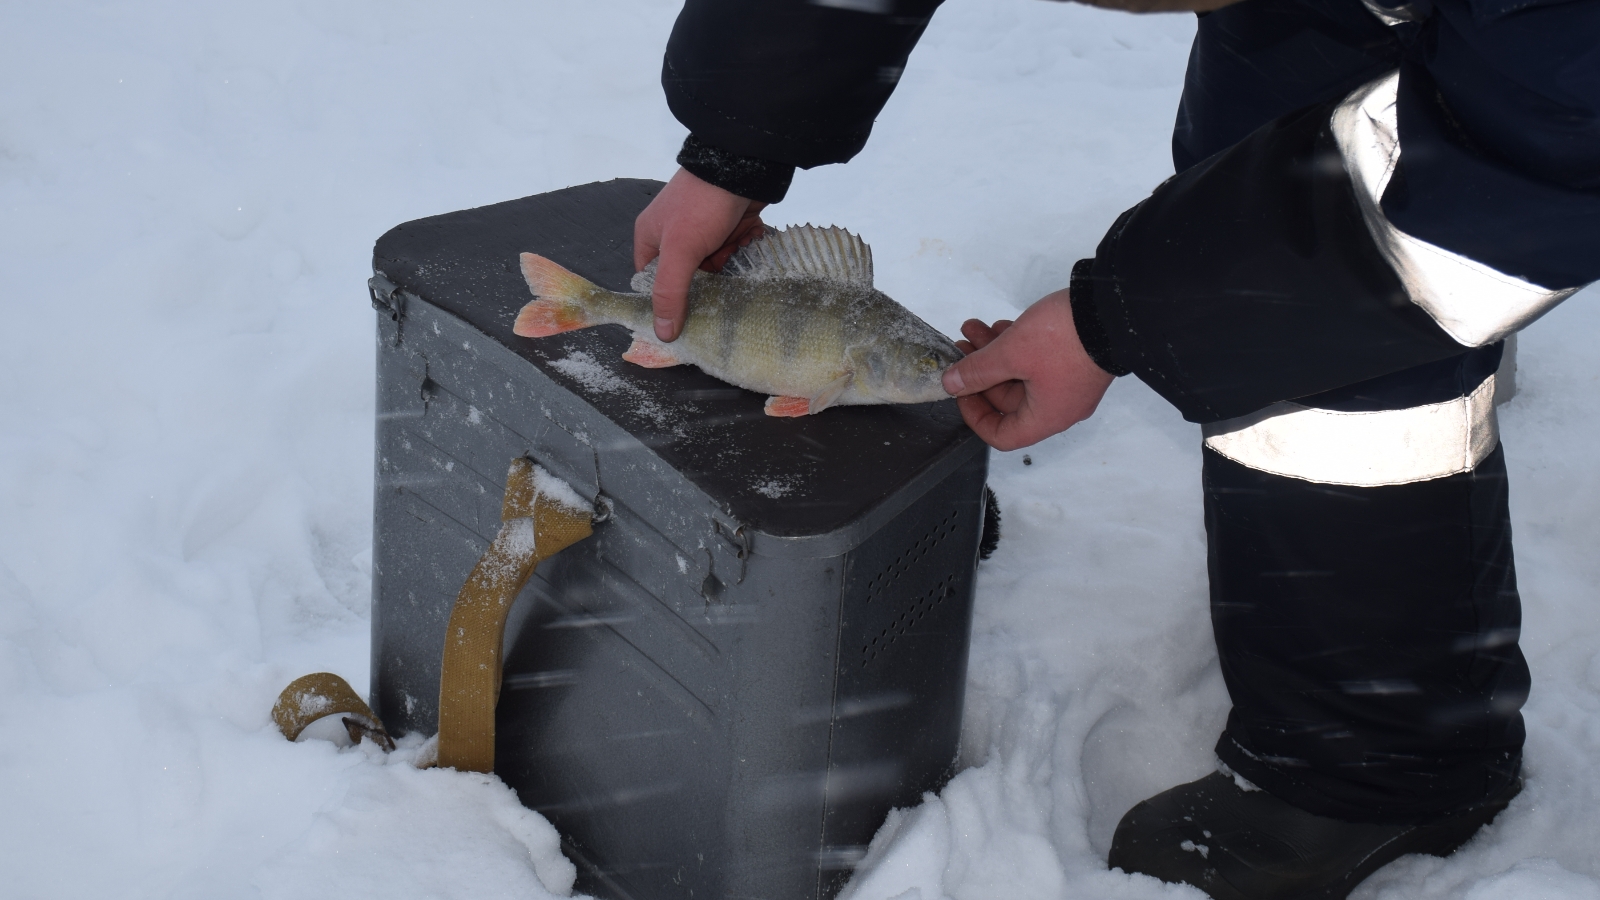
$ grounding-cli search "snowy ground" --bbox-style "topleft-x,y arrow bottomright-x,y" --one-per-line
3,2 -> 1598,898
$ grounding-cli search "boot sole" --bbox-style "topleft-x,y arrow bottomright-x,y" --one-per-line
1278,782 -> 1520,900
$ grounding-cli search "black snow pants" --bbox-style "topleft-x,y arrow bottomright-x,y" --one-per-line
1203,347 -> 1530,823
1075,0 -> 1595,831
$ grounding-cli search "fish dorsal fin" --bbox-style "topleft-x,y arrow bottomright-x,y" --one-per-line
629,259 -> 657,294
724,225 -> 874,286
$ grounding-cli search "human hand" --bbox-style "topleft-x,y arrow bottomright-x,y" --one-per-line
941,289 -> 1115,451
634,168 -> 767,341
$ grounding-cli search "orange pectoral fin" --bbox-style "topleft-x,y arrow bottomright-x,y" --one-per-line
764,396 -> 812,418
807,372 -> 854,415
622,339 -> 683,369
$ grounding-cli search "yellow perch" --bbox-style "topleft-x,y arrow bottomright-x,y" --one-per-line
513,225 -> 961,417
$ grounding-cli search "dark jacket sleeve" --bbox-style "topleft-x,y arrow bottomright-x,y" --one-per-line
1074,0 -> 1599,423
1384,0 -> 1600,290
1071,98 -> 1469,421
663,0 -> 943,202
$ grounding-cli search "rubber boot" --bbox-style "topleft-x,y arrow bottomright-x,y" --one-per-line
1107,772 -> 1519,900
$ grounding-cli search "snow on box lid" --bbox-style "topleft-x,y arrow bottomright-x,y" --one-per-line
370,178 -> 982,539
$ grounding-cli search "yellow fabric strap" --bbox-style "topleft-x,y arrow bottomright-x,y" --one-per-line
435,457 -> 593,772
272,457 -> 593,772
272,672 -> 395,751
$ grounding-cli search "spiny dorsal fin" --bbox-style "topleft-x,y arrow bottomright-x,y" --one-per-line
724,225 -> 874,286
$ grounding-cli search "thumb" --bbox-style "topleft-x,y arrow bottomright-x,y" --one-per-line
942,341 -> 1019,396
650,245 -> 698,342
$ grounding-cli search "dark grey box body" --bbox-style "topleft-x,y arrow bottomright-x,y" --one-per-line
369,180 -> 988,900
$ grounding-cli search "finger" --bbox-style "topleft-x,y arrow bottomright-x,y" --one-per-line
965,329 -> 1001,352
960,318 -> 1017,352
941,341 -> 1021,397
955,340 -> 975,355
702,243 -> 739,272
730,216 -> 766,246
651,247 -> 699,342
980,380 -> 1027,415
634,240 -> 659,273
702,215 -> 769,272
954,393 -> 1008,447
956,394 -> 1037,452
634,218 -> 661,273
959,392 -> 1048,452
986,404 -> 1053,451
960,319 -> 995,347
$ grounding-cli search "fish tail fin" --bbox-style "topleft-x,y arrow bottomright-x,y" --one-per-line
514,253 -> 599,337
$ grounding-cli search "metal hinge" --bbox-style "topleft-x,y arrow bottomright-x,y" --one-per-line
711,518 -> 749,587
369,272 -> 408,346
369,272 -> 403,318
698,516 -> 749,603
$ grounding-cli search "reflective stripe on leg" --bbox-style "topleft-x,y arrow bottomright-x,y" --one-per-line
1202,374 -> 1497,486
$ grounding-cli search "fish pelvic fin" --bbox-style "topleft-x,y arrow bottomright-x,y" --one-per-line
764,396 -> 812,418
764,372 -> 855,418
808,372 -> 854,414
622,338 -> 682,369
514,253 -> 598,337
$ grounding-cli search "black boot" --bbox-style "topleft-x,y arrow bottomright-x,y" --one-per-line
1107,772 -> 1520,900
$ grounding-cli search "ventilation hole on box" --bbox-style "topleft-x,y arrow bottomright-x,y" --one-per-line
864,509 -> 961,607
861,573 -> 957,667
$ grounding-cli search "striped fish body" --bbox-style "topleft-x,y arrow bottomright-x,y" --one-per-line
514,226 -> 961,417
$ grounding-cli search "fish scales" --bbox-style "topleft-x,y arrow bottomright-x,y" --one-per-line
689,278 -> 835,396
513,226 -> 961,418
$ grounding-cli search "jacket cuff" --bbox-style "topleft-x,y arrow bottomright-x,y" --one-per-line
1069,258 -> 1130,377
677,135 -> 795,204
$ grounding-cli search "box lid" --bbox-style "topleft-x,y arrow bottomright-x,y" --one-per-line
372,179 -> 984,539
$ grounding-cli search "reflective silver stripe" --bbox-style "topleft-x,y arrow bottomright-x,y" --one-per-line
1202,375 -> 1499,487
1331,73 -> 1579,347
1358,0 -> 1428,26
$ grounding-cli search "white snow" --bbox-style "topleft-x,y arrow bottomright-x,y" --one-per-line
1,2 -> 1596,899
550,350 -> 637,396
495,516 -> 539,570
752,478 -> 797,500
532,464 -> 594,515
549,348 -> 678,428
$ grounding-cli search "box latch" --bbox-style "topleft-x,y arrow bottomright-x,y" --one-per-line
710,517 -> 748,586
369,272 -> 410,346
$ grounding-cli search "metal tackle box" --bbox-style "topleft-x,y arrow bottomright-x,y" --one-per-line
367,179 -> 989,900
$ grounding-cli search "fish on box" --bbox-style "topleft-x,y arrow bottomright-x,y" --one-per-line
513,225 -> 961,417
